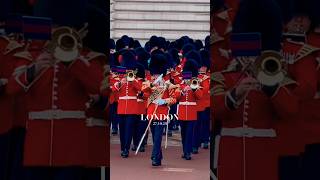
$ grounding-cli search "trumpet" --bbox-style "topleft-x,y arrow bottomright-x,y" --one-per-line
253,50 -> 286,86
126,70 -> 136,82
45,26 -> 82,62
190,78 -> 200,89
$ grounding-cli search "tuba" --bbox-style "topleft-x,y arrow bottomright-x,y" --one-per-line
45,26 -> 82,62
254,50 -> 286,86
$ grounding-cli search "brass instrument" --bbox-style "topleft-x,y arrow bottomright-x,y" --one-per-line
253,50 -> 286,86
190,78 -> 200,89
45,26 -> 82,62
126,70 -> 136,82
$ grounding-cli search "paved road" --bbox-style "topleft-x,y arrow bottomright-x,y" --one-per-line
110,132 -> 210,180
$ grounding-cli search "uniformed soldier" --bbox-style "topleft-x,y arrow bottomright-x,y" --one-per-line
213,0 -> 301,179
276,0 -> 320,179
176,59 -> 203,160
132,62 -> 148,153
0,14 -> 25,180
111,50 -> 142,158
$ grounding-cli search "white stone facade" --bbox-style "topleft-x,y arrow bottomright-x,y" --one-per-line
110,0 -> 210,44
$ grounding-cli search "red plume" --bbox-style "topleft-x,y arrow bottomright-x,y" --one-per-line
118,55 -> 123,63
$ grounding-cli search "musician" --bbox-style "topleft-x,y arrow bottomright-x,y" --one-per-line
6,2 -> 106,179
132,63 -> 148,152
175,59 -> 203,160
182,50 -> 204,154
276,0 -> 320,178
213,1 -> 300,179
0,14 -> 25,180
198,49 -> 211,149
288,0 -> 320,179
142,52 -> 177,166
109,42 -> 120,135
112,50 -> 142,158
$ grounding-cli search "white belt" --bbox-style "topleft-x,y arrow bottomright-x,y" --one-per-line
221,127 -> 277,138
29,110 -> 86,120
119,96 -> 137,100
179,102 -> 197,106
86,118 -> 107,127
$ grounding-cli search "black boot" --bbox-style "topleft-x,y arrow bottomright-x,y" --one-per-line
121,150 -> 129,158
192,147 -> 199,154
152,159 -> 162,166
183,153 -> 192,160
203,142 -> 209,149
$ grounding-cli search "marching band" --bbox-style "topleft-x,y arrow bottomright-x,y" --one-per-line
109,35 -> 211,166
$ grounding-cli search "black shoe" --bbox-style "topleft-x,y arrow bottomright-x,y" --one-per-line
139,146 -> 145,152
184,153 -> 192,160
168,131 -> 173,137
203,143 -> 209,149
121,150 -> 129,158
131,146 -> 137,151
152,159 -> 162,166
192,147 -> 199,154
111,129 -> 118,135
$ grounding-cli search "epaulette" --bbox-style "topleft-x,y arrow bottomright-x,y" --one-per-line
200,74 -> 210,81
212,72 -> 225,86
280,77 -> 297,87
211,32 -> 224,44
216,10 -> 230,21
221,59 -> 239,73
13,51 -> 33,61
212,84 -> 225,96
84,51 -> 106,61
0,35 -> 10,43
3,40 -> 24,55
219,48 -> 231,59
295,44 -> 320,62
13,65 -> 27,76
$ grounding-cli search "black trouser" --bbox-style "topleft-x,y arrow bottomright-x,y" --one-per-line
0,132 -> 11,180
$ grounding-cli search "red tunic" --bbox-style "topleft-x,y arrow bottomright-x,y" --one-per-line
197,72 -> 210,111
7,52 -> 104,166
142,79 -> 176,118
213,71 -> 299,180
0,36 -> 24,134
112,78 -> 142,115
176,83 -> 203,121
278,40 -> 319,155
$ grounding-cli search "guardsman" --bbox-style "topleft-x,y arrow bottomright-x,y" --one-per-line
112,50 -> 142,158
82,45 -> 108,179
276,0 -> 320,178
10,26 -> 104,180
142,52 -> 177,166
176,59 -> 203,160
198,49 -> 211,149
213,1 -> 300,179
292,0 -> 320,179
183,50 -> 204,154
109,44 -> 120,135
0,14 -> 25,180
132,63 -> 148,152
